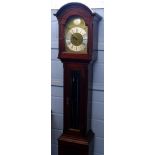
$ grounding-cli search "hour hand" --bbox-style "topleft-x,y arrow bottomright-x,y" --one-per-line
72,35 -> 78,40
72,36 -> 78,43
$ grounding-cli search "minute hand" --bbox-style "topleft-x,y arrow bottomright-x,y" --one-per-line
72,34 -> 78,40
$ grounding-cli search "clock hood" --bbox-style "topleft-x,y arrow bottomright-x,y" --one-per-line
54,2 -> 94,17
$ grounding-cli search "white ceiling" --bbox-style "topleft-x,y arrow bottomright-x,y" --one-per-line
51,0 -> 104,9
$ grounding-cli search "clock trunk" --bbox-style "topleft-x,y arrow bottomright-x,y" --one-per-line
63,62 -> 93,136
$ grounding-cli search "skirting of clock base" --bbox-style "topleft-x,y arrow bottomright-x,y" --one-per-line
58,130 -> 94,155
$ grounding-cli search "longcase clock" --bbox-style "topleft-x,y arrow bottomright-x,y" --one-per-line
54,3 -> 102,155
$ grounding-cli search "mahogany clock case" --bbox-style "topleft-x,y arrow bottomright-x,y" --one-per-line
54,2 -> 102,155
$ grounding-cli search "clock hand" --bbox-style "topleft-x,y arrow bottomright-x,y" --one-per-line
72,36 -> 78,44
73,37 -> 77,41
72,34 -> 78,40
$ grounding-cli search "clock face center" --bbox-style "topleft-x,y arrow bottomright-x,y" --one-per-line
71,33 -> 83,46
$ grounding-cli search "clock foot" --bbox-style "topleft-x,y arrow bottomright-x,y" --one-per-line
58,130 -> 94,155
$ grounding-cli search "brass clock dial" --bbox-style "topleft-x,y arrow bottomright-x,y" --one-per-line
65,18 -> 88,53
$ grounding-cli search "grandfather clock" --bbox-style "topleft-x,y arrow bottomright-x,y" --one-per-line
54,3 -> 102,155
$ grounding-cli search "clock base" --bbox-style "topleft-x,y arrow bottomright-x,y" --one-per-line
58,130 -> 94,155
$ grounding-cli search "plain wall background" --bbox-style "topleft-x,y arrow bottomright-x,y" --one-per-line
1,0 -> 155,155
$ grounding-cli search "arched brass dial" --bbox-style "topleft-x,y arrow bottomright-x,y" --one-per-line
65,18 -> 88,52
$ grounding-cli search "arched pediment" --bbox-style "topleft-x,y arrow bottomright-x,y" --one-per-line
54,2 -> 94,17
